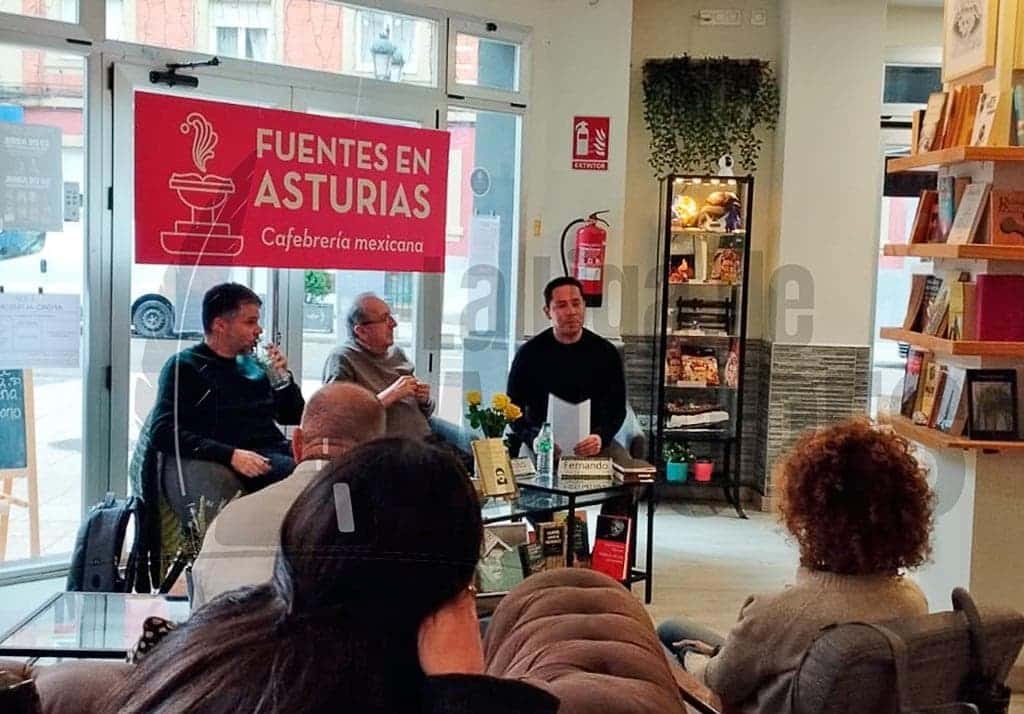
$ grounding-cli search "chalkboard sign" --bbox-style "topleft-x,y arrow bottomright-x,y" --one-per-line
0,370 -> 28,470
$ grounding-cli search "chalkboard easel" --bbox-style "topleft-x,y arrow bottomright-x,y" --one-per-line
0,369 -> 39,561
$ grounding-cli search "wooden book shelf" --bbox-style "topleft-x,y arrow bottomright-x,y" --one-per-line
878,328 -> 1024,357
887,147 -> 1024,173
879,414 -> 1024,453
883,244 -> 1024,261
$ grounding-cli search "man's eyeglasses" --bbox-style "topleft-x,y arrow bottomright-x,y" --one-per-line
360,313 -> 396,327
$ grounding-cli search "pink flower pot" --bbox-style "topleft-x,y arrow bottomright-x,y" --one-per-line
693,460 -> 714,482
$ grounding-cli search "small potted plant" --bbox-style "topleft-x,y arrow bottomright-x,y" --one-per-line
662,441 -> 693,483
693,456 -> 715,482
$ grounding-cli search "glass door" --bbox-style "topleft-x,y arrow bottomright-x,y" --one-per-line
109,61 -> 292,492
0,42 -> 87,573
288,88 -> 439,398
437,106 -> 522,424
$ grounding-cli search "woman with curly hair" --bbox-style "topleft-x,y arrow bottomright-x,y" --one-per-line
657,418 -> 933,714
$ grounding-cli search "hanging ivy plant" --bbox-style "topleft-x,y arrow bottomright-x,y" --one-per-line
642,56 -> 780,177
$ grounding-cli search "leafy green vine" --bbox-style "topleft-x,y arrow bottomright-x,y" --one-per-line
642,56 -> 780,177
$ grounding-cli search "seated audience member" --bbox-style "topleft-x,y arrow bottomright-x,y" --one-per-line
657,418 -> 933,714
507,277 -> 626,458
107,439 -> 559,714
150,283 -> 305,497
189,382 -> 385,607
322,293 -> 435,439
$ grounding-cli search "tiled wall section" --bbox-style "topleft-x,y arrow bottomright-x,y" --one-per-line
763,344 -> 871,495
622,336 -> 770,492
621,338 -> 870,497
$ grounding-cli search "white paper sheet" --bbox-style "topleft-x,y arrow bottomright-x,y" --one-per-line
547,394 -> 590,452
0,293 -> 80,369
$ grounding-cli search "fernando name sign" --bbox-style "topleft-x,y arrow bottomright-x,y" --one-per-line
134,92 -> 450,273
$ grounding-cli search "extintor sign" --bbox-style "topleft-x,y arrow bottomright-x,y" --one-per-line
571,116 -> 609,171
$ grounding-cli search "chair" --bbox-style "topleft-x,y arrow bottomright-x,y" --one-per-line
674,590 -> 1024,714
485,568 -> 688,714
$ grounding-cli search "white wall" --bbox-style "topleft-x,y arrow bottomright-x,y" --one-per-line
770,0 -> 886,346
418,0 -> 635,338
622,0 -> 781,338
885,4 -> 943,51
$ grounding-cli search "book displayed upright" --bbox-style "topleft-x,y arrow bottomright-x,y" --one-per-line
918,92 -> 947,153
591,514 -> 632,582
901,350 -> 929,419
909,190 -> 939,244
975,275 -> 1024,341
989,190 -> 1024,245
947,182 -> 991,245
1014,84 -> 1024,146
971,92 -> 1000,147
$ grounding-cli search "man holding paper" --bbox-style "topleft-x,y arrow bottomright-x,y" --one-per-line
507,277 -> 627,459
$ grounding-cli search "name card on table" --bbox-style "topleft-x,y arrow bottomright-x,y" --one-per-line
557,457 -> 613,480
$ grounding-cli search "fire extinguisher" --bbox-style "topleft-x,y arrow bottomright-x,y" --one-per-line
560,210 -> 610,307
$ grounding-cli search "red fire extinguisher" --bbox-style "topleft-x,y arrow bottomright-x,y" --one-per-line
560,210 -> 609,307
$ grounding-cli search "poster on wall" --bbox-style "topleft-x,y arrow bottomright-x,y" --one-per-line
134,93 -> 450,273
0,293 -> 81,369
0,123 -> 63,232
942,0 -> 998,82
571,116 -> 609,171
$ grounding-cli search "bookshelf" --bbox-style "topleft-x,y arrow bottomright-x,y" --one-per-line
878,328 -> 1024,357
879,414 -> 1024,453
883,244 -> 1024,261
887,147 -> 1024,173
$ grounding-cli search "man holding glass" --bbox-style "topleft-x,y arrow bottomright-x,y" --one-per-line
322,292 -> 435,439
150,282 -> 305,493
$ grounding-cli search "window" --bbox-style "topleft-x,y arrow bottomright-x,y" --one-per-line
215,26 -> 269,62
209,1 -> 273,63
0,0 -> 77,22
446,19 -> 529,105
340,5 -> 437,86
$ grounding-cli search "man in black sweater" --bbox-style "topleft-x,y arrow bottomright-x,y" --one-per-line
507,277 -> 626,458
150,283 -> 305,494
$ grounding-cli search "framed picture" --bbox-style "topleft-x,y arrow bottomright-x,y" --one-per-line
943,0 -> 998,82
966,369 -> 1019,441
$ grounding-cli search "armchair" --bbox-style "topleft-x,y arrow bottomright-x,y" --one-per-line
674,590 -> 1024,714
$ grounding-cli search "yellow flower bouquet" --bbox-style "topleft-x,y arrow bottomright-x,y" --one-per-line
465,390 -> 522,438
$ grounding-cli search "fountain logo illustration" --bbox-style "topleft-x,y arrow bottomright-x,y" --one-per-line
160,112 -> 244,257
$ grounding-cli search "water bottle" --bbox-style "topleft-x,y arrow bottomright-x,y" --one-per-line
534,422 -> 554,479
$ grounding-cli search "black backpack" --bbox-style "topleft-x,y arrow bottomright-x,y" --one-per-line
66,493 -> 145,592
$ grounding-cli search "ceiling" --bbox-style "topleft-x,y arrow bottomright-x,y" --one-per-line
888,0 -> 943,7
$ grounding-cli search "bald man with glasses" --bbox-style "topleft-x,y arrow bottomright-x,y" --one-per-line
322,292 -> 435,439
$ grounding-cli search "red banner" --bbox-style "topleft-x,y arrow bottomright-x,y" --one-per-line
134,92 -> 449,272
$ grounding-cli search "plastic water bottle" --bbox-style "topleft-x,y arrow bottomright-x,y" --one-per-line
534,422 -> 554,479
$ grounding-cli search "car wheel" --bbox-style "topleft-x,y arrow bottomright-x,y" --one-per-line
132,299 -> 174,338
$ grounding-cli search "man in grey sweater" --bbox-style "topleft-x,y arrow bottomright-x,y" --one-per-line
322,293 -> 435,439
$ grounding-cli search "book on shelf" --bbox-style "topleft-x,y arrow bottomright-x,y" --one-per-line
537,521 -> 567,571
970,92 -> 1000,147
902,275 -> 928,331
923,281 -> 950,336
938,86 -> 962,150
911,109 -> 924,154
935,366 -> 968,436
937,178 -> 955,241
901,349 -> 929,419
956,86 -> 983,148
947,279 -> 975,341
553,511 -> 591,567
1014,84 -> 1024,147
918,92 -> 947,153
591,514 -> 632,582
976,275 -> 1024,341
909,190 -> 939,244
518,541 -> 546,576
989,190 -> 1024,245
477,524 -> 529,594
915,362 -> 946,427
947,182 -> 991,245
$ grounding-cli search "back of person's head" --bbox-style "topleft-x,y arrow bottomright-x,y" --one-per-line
299,382 -> 385,453
543,276 -> 584,306
110,438 -> 482,714
776,418 -> 933,576
202,282 -> 261,334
